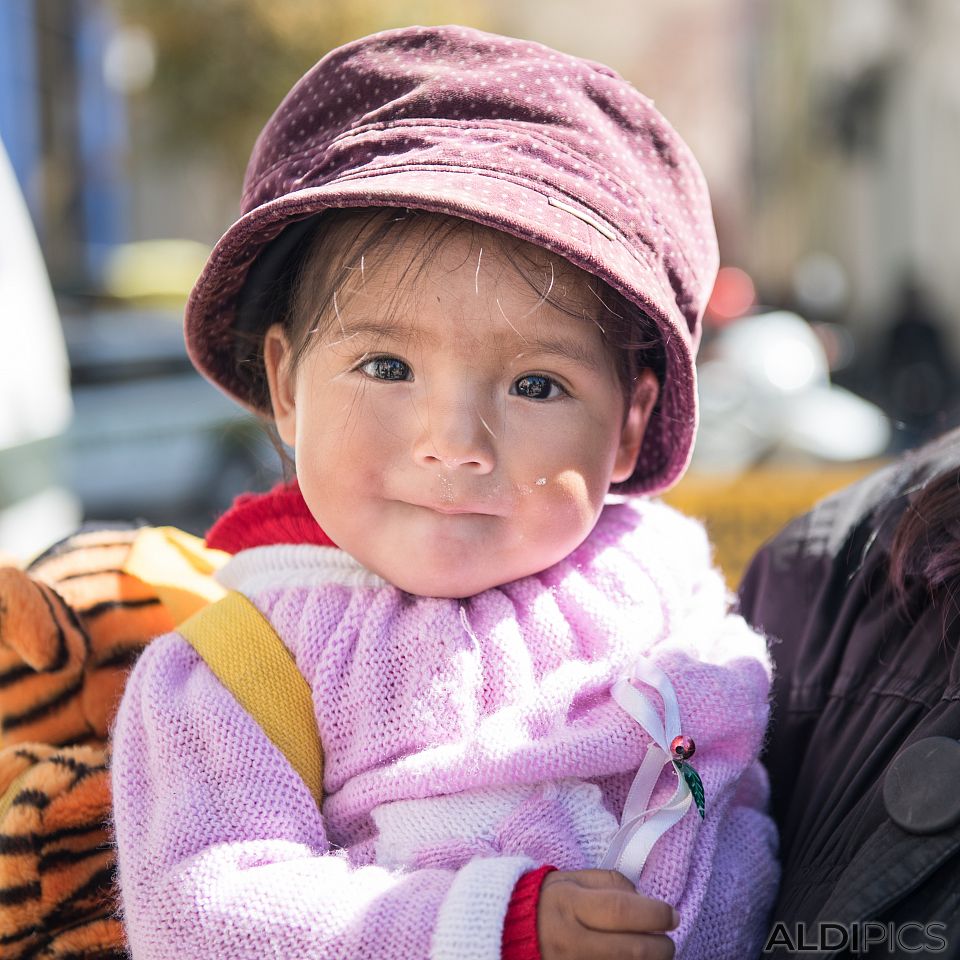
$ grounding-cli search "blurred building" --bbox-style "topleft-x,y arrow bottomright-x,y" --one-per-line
0,0 -> 128,290
0,0 -> 278,555
3,0 -> 960,562
746,0 -> 960,441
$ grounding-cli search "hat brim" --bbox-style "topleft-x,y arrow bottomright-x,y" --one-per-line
185,168 -> 698,495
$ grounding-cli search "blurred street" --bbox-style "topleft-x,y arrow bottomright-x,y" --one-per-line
2,0 -> 960,577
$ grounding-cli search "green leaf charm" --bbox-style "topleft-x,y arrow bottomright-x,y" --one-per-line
676,761 -> 706,819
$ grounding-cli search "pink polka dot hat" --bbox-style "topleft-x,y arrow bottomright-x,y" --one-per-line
184,24 -> 719,495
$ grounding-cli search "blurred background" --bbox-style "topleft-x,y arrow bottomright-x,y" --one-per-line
2,0 -> 959,581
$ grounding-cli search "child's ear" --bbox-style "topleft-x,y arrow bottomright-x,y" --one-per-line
611,368 -> 660,484
263,324 -> 297,447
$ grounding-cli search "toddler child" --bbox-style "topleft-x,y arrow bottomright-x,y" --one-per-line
111,24 -> 778,960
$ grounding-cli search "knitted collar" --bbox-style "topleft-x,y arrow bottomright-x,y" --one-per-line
205,480 -> 338,553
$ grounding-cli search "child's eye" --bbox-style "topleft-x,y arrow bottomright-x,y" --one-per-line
358,356 -> 411,381
513,374 -> 566,401
356,358 -> 565,400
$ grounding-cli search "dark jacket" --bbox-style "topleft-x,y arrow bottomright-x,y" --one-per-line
738,429 -> 960,959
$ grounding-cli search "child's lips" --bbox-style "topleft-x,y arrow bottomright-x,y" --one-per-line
413,500 -> 499,516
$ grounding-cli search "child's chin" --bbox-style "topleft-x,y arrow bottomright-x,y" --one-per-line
397,577 -> 498,600
387,563 -> 507,599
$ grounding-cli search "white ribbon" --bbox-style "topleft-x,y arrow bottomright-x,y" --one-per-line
599,658 -> 695,882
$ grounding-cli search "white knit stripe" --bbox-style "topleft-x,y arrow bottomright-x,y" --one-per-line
430,856 -> 536,960
216,544 -> 389,593
372,780 -> 618,872
373,786 -> 527,869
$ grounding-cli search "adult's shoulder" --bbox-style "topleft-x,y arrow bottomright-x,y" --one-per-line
737,432 -> 960,936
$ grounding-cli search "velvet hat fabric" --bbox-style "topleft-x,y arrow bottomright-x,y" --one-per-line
184,24 -> 718,494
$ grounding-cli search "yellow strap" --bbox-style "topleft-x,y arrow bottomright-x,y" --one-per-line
178,591 -> 324,807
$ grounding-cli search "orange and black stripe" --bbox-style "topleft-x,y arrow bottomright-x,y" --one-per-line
0,746 -> 119,959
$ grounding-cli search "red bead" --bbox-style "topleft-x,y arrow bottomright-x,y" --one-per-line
671,735 -> 695,761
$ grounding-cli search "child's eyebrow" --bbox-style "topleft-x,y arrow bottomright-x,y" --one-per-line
512,337 -> 608,374
335,320 -> 608,373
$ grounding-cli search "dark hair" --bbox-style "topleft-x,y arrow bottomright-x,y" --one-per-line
233,207 -> 665,483
889,466 -> 960,620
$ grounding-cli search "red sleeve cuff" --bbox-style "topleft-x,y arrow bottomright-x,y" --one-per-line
501,865 -> 557,960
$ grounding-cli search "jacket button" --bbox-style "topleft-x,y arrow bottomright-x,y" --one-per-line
883,736 -> 960,835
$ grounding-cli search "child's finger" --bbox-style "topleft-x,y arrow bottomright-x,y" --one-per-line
545,868 -> 638,892
574,887 -> 679,935
591,931 -> 676,960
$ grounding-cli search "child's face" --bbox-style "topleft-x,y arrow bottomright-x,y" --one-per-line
264,220 -> 658,598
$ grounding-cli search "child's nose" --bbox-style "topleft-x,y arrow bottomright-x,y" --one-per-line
412,396 -> 497,474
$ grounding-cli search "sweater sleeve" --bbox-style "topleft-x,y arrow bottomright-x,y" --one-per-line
501,866 -> 555,960
110,633 -> 534,960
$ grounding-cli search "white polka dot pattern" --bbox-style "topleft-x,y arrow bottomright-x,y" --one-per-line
184,24 -> 719,495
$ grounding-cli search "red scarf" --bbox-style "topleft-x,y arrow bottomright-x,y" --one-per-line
205,481 -> 338,553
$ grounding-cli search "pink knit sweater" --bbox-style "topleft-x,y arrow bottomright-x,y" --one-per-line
111,496 -> 778,959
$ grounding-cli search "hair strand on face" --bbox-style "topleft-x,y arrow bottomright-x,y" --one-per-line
495,297 -> 528,343
477,412 -> 498,440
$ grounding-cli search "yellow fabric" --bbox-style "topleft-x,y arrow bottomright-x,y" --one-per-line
178,591 -> 324,807
125,526 -> 230,623
663,462 -> 885,587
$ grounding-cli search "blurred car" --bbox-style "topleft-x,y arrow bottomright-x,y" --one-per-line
693,310 -> 891,472
0,138 -> 81,561
663,309 -> 892,585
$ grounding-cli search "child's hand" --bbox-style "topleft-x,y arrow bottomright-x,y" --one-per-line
537,869 -> 678,960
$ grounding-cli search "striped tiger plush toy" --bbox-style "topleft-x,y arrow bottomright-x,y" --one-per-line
0,525 -> 227,959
